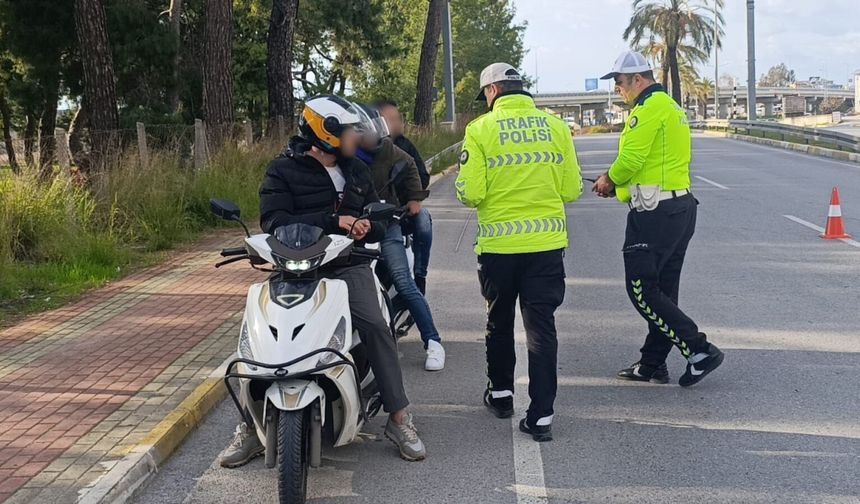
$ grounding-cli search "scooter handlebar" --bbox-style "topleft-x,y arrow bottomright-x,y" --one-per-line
220,246 -> 247,257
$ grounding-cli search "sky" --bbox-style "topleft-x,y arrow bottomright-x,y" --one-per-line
512,0 -> 860,93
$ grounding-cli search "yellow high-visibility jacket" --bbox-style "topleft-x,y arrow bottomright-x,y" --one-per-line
608,84 -> 692,203
456,93 -> 583,254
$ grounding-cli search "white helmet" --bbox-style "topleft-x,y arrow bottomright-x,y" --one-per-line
298,95 -> 363,155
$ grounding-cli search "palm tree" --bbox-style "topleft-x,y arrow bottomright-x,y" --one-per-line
623,0 -> 724,104
637,39 -> 708,89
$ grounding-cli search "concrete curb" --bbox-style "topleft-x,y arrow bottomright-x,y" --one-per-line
702,130 -> 860,164
76,163 -> 459,504
77,355 -> 234,504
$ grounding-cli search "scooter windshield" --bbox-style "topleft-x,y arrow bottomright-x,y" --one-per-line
274,224 -> 324,250
267,224 -> 332,274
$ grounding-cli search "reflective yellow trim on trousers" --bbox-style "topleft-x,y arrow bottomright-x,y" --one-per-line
477,217 -> 566,238
631,279 -> 691,358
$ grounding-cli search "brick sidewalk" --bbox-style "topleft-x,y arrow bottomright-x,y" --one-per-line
0,231 -> 258,503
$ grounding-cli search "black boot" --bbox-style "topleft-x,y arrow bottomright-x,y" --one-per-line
617,361 -> 669,384
679,344 -> 725,387
483,388 -> 514,418
519,418 -> 552,442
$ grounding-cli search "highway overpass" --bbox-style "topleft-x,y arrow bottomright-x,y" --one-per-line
534,87 -> 855,120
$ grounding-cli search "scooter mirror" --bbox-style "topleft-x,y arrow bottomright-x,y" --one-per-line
363,202 -> 396,221
210,198 -> 241,221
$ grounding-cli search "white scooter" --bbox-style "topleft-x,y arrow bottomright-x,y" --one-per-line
210,198 -> 399,504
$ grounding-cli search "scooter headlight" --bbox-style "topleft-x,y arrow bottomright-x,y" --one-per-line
238,321 -> 258,371
273,254 -> 325,273
318,317 -> 348,366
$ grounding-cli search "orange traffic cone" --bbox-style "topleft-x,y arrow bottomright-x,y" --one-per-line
821,187 -> 851,240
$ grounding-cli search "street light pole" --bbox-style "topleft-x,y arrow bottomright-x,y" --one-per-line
441,0 -> 456,128
714,0 -> 720,119
746,0 -> 757,120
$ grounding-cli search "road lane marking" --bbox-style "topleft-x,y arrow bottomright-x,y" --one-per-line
694,175 -> 729,190
512,323 -> 548,503
783,215 -> 860,248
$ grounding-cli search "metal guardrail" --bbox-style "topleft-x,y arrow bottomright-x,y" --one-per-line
691,119 -> 860,153
425,140 -> 464,168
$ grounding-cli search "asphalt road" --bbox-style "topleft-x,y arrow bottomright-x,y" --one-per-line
132,135 -> 860,504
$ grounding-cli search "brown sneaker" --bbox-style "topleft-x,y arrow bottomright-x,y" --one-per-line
384,413 -> 426,461
219,422 -> 264,468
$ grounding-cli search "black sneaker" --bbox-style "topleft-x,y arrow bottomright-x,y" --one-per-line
483,388 -> 514,419
617,361 -> 670,384
679,345 -> 725,387
519,418 -> 552,442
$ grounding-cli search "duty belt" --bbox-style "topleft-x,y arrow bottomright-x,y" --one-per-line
477,217 -> 566,238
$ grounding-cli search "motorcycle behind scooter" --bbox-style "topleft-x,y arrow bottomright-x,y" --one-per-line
210,198 -> 399,504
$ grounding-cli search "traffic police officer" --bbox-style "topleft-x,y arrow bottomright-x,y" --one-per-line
456,62 -> 582,441
593,51 -> 724,387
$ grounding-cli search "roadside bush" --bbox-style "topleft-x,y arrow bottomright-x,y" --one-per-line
0,128 -> 460,321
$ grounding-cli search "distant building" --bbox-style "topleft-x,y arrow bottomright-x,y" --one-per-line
794,76 -> 844,90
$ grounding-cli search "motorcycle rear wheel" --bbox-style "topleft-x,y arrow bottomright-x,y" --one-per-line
277,408 -> 310,504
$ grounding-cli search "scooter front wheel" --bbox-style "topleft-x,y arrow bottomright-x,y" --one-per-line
277,408 -> 310,504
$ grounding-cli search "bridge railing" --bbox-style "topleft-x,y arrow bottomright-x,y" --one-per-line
690,119 -> 860,153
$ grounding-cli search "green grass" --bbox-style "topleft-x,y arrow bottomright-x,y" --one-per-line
406,125 -> 464,174
0,128 -> 460,325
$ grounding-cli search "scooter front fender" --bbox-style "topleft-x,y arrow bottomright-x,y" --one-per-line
263,380 -> 326,426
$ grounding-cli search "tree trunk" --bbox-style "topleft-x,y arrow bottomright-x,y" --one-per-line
660,56 -> 670,90
266,0 -> 298,132
203,0 -> 234,138
38,80 -> 59,178
168,0 -> 184,112
24,112 -> 37,167
667,44 -> 682,105
0,89 -> 19,173
75,0 -> 120,172
413,0 -> 444,127
68,100 -> 92,172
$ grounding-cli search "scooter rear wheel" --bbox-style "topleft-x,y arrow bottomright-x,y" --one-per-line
277,408 -> 310,504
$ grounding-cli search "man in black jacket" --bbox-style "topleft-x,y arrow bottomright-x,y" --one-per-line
376,99 -> 435,297
219,96 -> 426,467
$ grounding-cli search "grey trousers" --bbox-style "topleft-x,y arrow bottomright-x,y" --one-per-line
239,264 -> 409,419
327,265 -> 409,413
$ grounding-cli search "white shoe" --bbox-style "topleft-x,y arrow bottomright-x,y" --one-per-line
425,340 -> 445,371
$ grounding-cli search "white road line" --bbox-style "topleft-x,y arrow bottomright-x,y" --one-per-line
783,215 -> 860,249
512,324 -> 548,503
694,175 -> 729,190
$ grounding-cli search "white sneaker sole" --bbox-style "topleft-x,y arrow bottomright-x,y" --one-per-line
424,360 -> 444,372
384,431 -> 426,462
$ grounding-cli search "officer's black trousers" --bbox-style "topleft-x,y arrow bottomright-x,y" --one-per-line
623,194 -> 710,366
478,249 -> 565,422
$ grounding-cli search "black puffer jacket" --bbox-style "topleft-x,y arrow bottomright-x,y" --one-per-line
259,137 -> 386,243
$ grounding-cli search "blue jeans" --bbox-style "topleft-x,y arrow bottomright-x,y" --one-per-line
402,208 -> 432,279
381,222 -> 441,346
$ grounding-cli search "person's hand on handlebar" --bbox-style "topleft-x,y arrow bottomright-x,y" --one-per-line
405,200 -> 422,217
339,215 -> 371,240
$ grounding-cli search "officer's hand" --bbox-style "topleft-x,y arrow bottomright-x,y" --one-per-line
405,200 -> 422,216
592,174 -> 615,198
